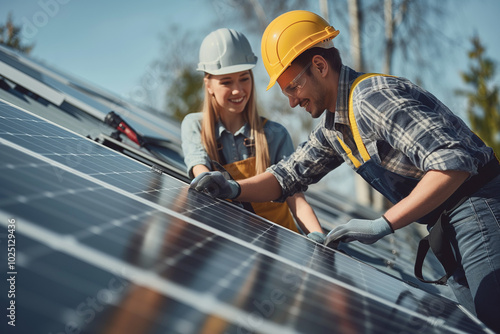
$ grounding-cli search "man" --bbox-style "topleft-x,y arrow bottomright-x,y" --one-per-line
190,10 -> 500,331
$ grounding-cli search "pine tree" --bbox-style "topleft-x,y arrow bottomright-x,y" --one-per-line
165,68 -> 204,122
457,36 -> 500,156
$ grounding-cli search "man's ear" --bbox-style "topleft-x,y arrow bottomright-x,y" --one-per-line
312,55 -> 328,77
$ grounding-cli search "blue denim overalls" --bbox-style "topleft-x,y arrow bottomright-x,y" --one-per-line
341,74 -> 500,330
339,74 -> 464,284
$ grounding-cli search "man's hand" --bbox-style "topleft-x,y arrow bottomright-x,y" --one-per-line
324,216 -> 394,247
189,171 -> 241,199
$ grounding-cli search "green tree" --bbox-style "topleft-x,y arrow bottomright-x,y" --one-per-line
0,12 -> 34,54
137,26 -> 203,121
456,36 -> 500,156
165,68 -> 204,122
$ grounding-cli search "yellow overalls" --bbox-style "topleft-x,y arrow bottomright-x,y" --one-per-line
219,122 -> 298,233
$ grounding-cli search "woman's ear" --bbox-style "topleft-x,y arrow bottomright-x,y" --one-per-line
204,77 -> 214,95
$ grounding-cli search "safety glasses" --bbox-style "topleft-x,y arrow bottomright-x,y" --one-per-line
282,63 -> 311,97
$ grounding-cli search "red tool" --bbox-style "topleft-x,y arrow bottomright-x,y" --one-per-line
104,111 -> 144,147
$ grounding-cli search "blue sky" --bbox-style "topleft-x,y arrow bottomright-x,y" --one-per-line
2,0 -> 500,120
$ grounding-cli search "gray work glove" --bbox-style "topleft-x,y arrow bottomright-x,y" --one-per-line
189,171 -> 241,199
324,216 -> 394,247
307,231 -> 326,243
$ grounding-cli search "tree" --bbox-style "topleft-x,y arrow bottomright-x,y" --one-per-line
210,0 -> 309,33
348,0 -> 365,72
456,36 -> 500,156
135,25 -> 202,120
165,68 -> 204,122
0,12 -> 34,54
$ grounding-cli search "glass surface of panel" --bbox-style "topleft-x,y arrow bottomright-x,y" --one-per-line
0,100 -> 490,333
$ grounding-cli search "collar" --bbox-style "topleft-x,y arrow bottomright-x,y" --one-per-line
327,65 -> 363,130
216,119 -> 251,139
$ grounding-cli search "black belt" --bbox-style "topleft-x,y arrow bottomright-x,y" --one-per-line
414,158 -> 500,285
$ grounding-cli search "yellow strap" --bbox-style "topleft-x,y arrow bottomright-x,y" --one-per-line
336,135 -> 362,168
337,73 -> 394,166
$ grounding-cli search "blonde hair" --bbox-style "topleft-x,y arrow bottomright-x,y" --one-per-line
200,70 -> 270,174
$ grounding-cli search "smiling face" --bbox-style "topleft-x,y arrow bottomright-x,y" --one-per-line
276,56 -> 334,119
205,71 -> 252,118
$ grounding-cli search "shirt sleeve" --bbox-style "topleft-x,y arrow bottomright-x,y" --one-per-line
267,122 -> 343,202
354,77 -> 483,175
181,113 -> 212,178
264,120 -> 295,163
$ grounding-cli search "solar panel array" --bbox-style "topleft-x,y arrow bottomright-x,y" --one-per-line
1,44 -> 453,298
0,100 -> 489,333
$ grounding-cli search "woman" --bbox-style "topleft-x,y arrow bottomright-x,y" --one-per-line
181,28 -> 324,240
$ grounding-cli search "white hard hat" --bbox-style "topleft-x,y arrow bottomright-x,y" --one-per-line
197,28 -> 257,75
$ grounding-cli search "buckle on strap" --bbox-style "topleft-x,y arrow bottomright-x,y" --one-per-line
243,137 -> 255,147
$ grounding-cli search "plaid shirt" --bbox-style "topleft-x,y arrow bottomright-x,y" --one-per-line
268,65 -> 495,201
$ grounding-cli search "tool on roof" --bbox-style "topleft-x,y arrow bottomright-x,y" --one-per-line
103,111 -> 179,173
104,111 -> 145,147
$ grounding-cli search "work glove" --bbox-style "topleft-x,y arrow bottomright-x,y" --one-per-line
324,216 -> 394,247
189,171 -> 241,199
307,231 -> 326,243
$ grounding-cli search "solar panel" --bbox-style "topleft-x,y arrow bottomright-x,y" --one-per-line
0,103 -> 490,333
0,100 -> 491,333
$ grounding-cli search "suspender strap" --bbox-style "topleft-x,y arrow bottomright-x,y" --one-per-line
338,73 -> 395,167
216,143 -> 227,165
337,139 -> 362,168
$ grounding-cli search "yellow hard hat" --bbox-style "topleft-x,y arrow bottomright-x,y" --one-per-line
261,10 -> 339,90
